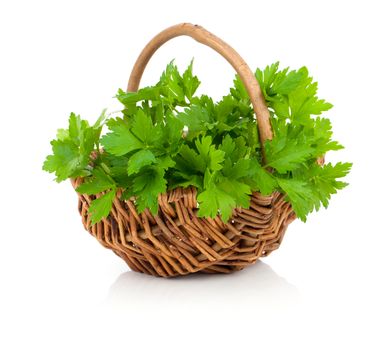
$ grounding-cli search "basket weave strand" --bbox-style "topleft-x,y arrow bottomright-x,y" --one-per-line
73,23 -> 296,277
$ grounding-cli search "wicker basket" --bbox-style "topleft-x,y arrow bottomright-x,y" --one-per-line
71,23 -> 296,277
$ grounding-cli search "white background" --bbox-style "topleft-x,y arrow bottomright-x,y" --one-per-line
1,0 -> 387,349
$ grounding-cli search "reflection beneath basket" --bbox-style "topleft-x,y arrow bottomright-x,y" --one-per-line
104,261 -> 300,314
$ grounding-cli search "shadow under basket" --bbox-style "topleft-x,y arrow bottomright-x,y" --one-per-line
71,23 -> 297,277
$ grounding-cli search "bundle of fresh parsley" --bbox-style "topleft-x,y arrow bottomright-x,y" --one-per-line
43,61 -> 351,225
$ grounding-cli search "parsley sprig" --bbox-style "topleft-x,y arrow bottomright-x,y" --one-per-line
43,61 -> 351,224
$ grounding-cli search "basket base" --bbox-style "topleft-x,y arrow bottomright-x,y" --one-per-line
72,179 -> 295,277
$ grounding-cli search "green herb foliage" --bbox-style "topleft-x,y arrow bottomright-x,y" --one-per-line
43,61 -> 351,224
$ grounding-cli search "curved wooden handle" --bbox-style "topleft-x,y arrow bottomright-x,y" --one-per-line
127,23 -> 273,149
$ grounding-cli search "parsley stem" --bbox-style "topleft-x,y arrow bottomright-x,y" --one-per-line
100,162 -> 111,175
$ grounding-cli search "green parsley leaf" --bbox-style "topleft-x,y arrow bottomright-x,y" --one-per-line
127,149 -> 156,175
218,178 -> 252,209
265,136 -> 314,174
76,168 -> 115,195
88,190 -> 116,225
43,140 -> 81,182
195,136 -> 225,171
131,167 -> 167,214
302,162 -> 352,210
182,60 -> 200,101
197,171 -> 236,221
247,161 -> 278,195
131,109 -> 159,145
178,105 -> 212,140
277,178 -> 314,222
101,123 -> 142,156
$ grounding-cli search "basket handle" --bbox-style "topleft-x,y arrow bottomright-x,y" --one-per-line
127,23 -> 273,154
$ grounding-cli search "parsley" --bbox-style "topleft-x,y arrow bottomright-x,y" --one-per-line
88,190 -> 116,225
43,112 -> 104,181
43,61 -> 352,224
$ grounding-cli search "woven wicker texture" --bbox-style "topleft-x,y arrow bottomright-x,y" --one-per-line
72,179 -> 295,277
72,23 -> 296,276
